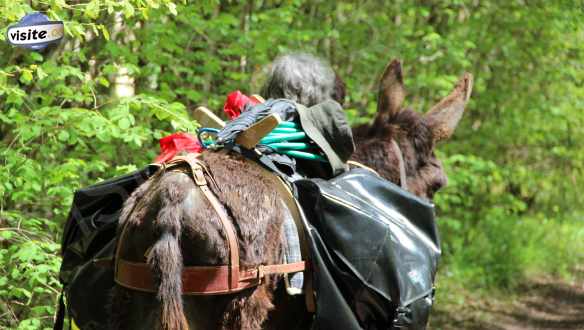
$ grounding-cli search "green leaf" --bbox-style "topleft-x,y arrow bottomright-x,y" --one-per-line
36,67 -> 48,80
123,3 -> 135,17
57,131 -> 69,142
167,3 -> 178,16
29,52 -> 43,62
85,0 -> 100,19
97,77 -> 110,87
118,118 -> 131,129
99,25 -> 110,41
20,70 -> 33,85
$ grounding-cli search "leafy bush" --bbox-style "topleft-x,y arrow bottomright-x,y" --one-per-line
436,154 -> 584,291
1,2 -> 197,327
0,213 -> 61,330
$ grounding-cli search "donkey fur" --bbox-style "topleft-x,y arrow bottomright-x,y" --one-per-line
110,152 -> 288,330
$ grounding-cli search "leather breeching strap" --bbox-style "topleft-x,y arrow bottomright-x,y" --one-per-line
114,154 -> 305,295
390,139 -> 408,191
245,158 -> 316,312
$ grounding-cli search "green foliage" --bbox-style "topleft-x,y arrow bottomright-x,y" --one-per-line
435,154 -> 584,290
1,1 -> 196,327
0,0 -> 583,328
0,212 -> 60,330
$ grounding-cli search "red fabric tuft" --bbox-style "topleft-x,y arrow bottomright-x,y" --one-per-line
154,133 -> 202,163
223,90 -> 260,119
155,91 -> 262,163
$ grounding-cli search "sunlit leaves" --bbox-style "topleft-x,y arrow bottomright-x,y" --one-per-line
0,4 -> 194,327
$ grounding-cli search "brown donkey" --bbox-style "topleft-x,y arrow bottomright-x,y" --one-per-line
108,59 -> 473,330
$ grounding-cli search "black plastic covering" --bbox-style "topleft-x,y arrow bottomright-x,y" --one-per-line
295,168 -> 441,330
57,165 -> 158,329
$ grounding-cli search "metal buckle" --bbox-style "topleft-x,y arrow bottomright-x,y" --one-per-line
192,166 -> 207,186
257,265 -> 265,284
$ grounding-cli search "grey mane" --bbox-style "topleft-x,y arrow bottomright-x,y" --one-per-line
260,53 -> 338,107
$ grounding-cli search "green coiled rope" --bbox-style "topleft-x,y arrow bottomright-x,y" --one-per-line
260,132 -> 306,144
260,122 -> 327,162
198,120 -> 327,162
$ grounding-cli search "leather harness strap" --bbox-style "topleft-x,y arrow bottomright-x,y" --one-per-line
346,160 -> 380,176
116,259 -> 305,295
114,154 -> 305,295
177,155 -> 241,290
391,139 -> 408,190
246,158 -> 315,312
349,142 -> 408,191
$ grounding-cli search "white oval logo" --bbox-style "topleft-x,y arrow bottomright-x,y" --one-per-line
6,12 -> 64,50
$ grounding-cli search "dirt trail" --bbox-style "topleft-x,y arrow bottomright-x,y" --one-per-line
430,276 -> 584,330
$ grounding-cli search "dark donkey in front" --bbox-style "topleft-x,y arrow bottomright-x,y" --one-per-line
109,59 -> 473,330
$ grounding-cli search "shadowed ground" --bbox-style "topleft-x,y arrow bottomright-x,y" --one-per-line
430,272 -> 584,330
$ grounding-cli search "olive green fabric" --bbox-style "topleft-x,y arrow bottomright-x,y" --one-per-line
296,100 -> 355,176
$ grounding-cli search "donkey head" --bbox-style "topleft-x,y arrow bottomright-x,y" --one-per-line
351,59 -> 473,200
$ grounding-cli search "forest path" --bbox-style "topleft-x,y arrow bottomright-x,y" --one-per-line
430,274 -> 584,329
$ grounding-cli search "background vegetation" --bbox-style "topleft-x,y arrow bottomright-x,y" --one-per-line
1,0 -> 583,328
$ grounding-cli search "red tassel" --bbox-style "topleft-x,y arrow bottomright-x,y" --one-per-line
155,133 -> 202,163
223,90 -> 260,119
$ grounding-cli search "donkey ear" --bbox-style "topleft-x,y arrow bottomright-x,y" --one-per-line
425,73 -> 473,142
377,59 -> 406,116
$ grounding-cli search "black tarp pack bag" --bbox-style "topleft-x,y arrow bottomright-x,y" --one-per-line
55,165 -> 159,330
295,168 -> 441,330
